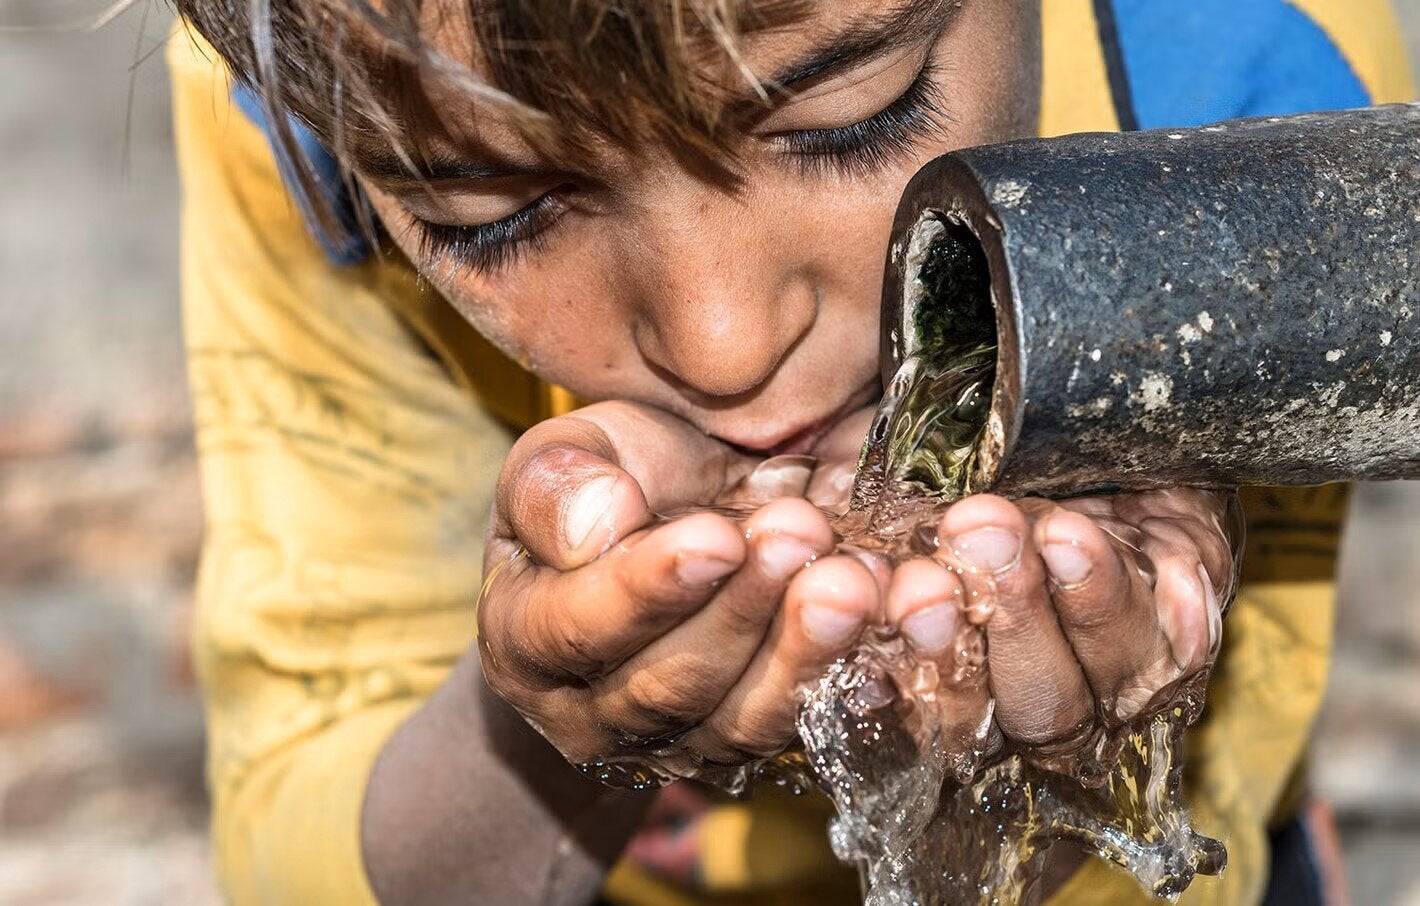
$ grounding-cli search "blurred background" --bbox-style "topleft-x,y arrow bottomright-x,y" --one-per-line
0,1 -> 1417,903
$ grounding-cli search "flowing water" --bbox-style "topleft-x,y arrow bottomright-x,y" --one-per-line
576,222 -> 1226,903
781,341 -> 1225,905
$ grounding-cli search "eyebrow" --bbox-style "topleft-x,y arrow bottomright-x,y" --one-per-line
765,0 -> 960,91
356,150 -> 528,184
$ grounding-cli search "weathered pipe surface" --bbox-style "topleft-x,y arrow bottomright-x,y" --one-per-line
883,104 -> 1420,497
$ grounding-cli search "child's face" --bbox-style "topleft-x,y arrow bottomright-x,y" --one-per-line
358,0 -> 1040,454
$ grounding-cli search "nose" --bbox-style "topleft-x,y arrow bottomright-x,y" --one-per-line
624,191 -> 818,400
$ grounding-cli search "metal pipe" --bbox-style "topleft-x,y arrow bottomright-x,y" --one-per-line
882,104 -> 1420,497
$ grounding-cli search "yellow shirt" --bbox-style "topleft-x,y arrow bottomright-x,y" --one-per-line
168,3 -> 1413,904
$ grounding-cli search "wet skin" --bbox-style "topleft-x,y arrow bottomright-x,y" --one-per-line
349,1 -> 1237,901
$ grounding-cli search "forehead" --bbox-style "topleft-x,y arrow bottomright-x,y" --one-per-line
409,0 -> 938,74
338,0 -> 957,170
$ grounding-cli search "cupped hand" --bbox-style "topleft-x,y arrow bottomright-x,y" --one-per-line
883,488 -> 1239,770
480,395 -> 1239,784
477,401 -> 882,771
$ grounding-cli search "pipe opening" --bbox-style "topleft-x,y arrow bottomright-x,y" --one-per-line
884,211 -> 1003,497
910,214 -> 997,359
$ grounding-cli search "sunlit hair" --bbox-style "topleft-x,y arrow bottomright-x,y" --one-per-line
175,0 -> 808,238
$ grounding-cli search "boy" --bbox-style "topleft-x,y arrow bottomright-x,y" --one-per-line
167,1 -> 1412,903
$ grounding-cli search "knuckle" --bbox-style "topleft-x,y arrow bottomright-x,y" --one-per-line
1054,588 -> 1122,632
986,574 -> 1051,626
995,673 -> 1096,746
1139,516 -> 1194,550
548,621 -> 607,678
523,598 -> 606,679
1010,707 -> 1092,749
716,709 -> 792,759
712,590 -> 773,638
615,669 -> 714,733
615,569 -> 685,622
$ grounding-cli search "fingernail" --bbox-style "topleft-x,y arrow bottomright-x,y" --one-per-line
902,604 -> 957,653
564,476 -> 616,551
950,528 -> 1021,573
676,555 -> 739,589
757,536 -> 817,581
803,605 -> 863,647
1198,563 -> 1221,653
748,455 -> 816,498
1043,542 -> 1092,586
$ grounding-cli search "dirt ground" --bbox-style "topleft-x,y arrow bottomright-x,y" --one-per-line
1,1 -> 1418,902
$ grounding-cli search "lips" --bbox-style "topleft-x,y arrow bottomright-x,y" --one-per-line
765,417 -> 839,457
718,381 -> 880,458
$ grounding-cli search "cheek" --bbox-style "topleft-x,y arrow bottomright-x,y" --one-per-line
441,253 -> 635,387
369,194 -> 635,388
801,176 -> 908,306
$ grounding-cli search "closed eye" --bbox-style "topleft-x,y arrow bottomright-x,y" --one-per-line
405,186 -> 572,275
774,59 -> 948,178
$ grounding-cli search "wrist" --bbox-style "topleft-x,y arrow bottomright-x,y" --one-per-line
362,650 -> 650,906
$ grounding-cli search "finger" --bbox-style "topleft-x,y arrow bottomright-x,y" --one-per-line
887,557 -> 964,654
846,547 -> 895,602
1034,506 -> 1175,721
1113,487 -> 1228,525
885,557 -> 999,767
939,495 -> 1094,747
685,555 -> 879,761
480,512 -> 746,682
806,461 -> 858,513
806,406 -> 875,512
1139,520 -> 1221,676
498,443 -> 653,569
551,402 -> 756,509
495,402 -> 761,568
1114,489 -> 1234,580
591,499 -> 836,742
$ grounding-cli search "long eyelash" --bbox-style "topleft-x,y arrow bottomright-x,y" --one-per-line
409,194 -> 558,276
407,67 -> 946,271
779,62 -> 950,178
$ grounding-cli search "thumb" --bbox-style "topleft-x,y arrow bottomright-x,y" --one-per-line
496,443 -> 652,570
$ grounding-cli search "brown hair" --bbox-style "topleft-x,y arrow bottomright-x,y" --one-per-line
176,0 -> 806,237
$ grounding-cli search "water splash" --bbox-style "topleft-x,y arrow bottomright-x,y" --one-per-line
798,628 -> 1225,906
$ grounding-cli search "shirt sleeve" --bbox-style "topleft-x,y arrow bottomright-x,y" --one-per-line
168,26 -> 516,904
1107,0 -> 1414,129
